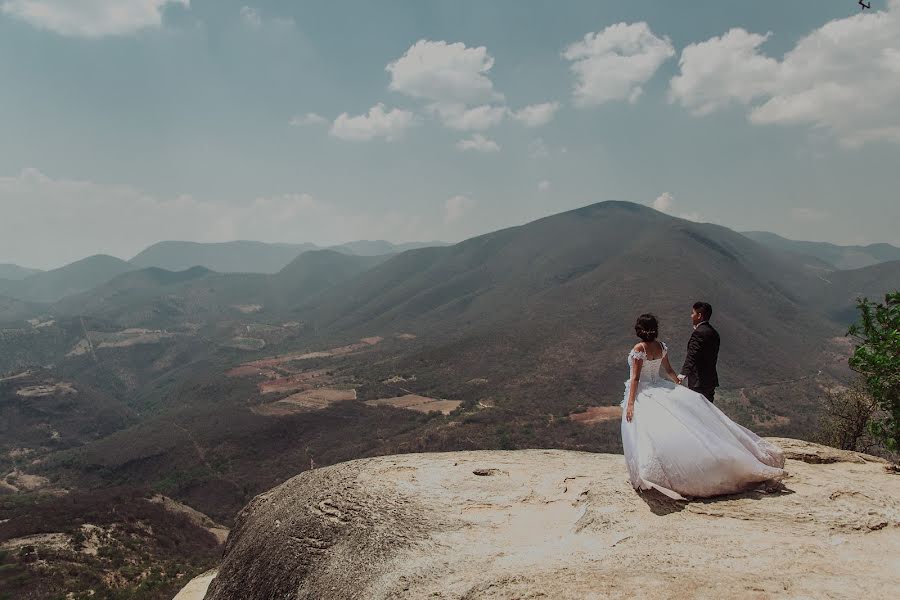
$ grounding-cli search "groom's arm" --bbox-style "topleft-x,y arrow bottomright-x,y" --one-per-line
681,330 -> 703,385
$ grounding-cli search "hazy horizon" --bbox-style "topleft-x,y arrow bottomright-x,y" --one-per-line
3,0 -> 900,269
4,201 -> 899,272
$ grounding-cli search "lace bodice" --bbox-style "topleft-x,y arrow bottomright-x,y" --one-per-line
627,342 -> 668,384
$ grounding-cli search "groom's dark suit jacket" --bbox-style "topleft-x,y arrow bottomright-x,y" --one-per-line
681,322 -> 720,395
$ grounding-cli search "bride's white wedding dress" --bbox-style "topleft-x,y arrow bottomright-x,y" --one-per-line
621,343 -> 786,499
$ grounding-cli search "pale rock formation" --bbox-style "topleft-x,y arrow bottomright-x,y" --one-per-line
190,439 -> 898,599
173,569 -> 218,600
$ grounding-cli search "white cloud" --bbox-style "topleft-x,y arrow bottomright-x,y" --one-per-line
386,39 -> 556,134
670,1 -> 900,146
563,22 -> 675,107
0,0 -> 188,37
0,169 -> 434,269
289,112 -> 327,127
791,207 -> 829,222
649,192 -> 702,221
329,103 -> 416,142
653,192 -> 674,212
238,5 -> 293,30
431,103 -> 507,130
511,102 -> 560,127
669,29 -> 777,116
527,137 -> 550,159
455,134 -> 500,153
239,5 -> 261,27
445,195 -> 475,223
387,40 -> 503,105
537,180 -> 551,192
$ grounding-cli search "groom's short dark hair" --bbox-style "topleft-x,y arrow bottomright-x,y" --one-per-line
693,301 -> 712,320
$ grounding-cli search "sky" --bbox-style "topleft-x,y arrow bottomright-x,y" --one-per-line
1,0 -> 899,269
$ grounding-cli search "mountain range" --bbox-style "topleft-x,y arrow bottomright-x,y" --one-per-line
5,202 -> 900,412
0,254 -> 135,304
0,239 -> 446,305
742,231 -> 900,270
2,230 -> 893,307
130,241 -> 320,274
130,239 -> 448,274
50,250 -> 389,328
0,264 -> 42,280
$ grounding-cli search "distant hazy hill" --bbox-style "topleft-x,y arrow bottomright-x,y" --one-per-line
810,260 -> 900,323
130,240 -> 318,274
0,295 -> 41,324
0,263 -> 42,280
51,265 -> 221,326
0,255 -> 136,303
52,252 -> 388,327
742,231 -> 900,270
275,249 -> 390,301
328,240 -> 449,256
129,239 -> 446,274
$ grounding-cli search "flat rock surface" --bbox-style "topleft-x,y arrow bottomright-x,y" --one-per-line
203,439 -> 900,599
173,569 -> 217,600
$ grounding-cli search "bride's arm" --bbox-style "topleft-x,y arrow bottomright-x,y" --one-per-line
661,355 -> 681,385
626,346 -> 644,422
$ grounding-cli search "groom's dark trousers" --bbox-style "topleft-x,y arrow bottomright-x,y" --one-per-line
681,322 -> 720,403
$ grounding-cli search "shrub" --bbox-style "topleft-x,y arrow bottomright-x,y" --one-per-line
847,292 -> 900,455
818,382 -> 881,453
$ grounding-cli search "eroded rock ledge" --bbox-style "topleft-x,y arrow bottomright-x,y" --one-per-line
202,439 -> 899,599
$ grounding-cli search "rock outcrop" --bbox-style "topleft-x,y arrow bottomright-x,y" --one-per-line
173,570 -> 218,600
201,439 -> 899,599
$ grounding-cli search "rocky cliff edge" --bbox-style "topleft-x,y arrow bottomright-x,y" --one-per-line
195,439 -> 899,599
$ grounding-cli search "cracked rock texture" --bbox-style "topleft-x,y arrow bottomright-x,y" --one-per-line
201,439 -> 899,599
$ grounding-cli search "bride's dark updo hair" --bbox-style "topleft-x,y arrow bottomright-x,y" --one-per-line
635,314 -> 659,342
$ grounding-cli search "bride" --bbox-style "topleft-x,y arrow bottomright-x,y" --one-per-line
621,314 -> 786,499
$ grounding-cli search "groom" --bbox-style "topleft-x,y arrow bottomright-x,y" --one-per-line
681,301 -> 720,403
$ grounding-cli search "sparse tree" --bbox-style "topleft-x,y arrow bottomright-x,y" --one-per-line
847,291 -> 900,455
818,382 -> 880,453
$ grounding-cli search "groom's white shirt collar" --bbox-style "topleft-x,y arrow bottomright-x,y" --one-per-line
693,320 -> 709,330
